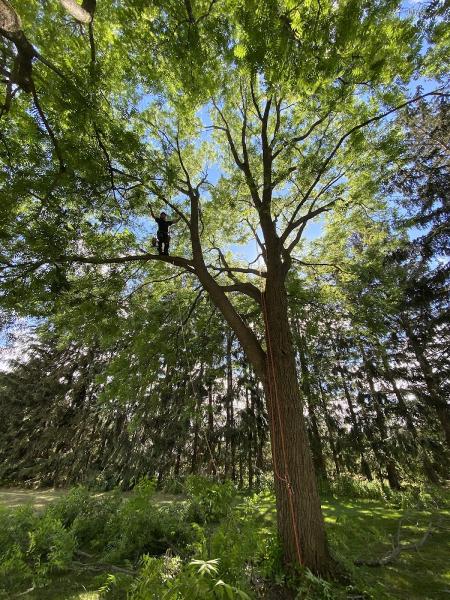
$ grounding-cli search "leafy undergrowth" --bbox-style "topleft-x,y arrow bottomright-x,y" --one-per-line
0,478 -> 448,599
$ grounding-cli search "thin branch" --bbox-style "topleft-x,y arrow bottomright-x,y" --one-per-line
285,199 -> 338,254
123,269 -> 190,300
292,257 -> 346,273
178,287 -> 204,327
196,0 -> 218,24
144,184 -> 191,227
30,82 -> 65,172
250,79 -> 263,120
270,97 -> 282,149
212,99 -> 243,166
212,98 -> 261,207
282,170 -> 345,241
294,89 -> 449,216
272,111 -> 331,160
245,218 -> 265,256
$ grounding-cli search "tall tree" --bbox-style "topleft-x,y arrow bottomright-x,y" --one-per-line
0,0 -> 443,572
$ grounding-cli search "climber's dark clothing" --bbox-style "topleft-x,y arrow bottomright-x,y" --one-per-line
157,230 -> 170,255
154,218 -> 174,255
155,218 -> 174,234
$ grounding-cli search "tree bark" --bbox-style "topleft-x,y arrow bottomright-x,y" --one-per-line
262,277 -> 331,572
207,382 -> 216,476
225,331 -> 236,480
246,384 -> 254,490
361,352 -> 401,491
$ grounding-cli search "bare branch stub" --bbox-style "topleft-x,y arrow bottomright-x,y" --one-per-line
59,0 -> 94,24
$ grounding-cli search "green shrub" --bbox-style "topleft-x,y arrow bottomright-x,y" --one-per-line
328,475 -> 446,510
70,492 -> 122,551
46,486 -> 94,527
101,555 -> 252,600
209,495 -> 276,585
0,505 -> 36,593
295,570 -> 337,600
0,505 -> 75,595
28,513 -> 75,576
162,477 -> 186,495
185,476 -> 237,523
102,481 -> 197,563
0,543 -> 33,595
328,476 -> 388,500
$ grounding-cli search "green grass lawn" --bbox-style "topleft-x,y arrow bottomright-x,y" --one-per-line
1,486 -> 449,599
323,498 -> 450,600
0,487 -> 69,511
248,490 -> 450,600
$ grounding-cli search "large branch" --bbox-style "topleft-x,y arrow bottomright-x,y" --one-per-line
59,0 -> 94,24
0,0 -> 21,31
210,264 -> 266,278
212,100 -> 261,208
180,176 -> 266,375
55,252 -> 195,271
261,96 -> 273,204
219,282 -> 261,303
355,517 -> 437,567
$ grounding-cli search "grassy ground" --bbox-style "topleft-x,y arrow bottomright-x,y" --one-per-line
0,487 -> 68,511
1,487 -> 449,599
325,498 -> 450,600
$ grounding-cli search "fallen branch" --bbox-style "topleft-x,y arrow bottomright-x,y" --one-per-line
71,560 -> 137,576
355,518 -> 437,567
12,587 -> 35,598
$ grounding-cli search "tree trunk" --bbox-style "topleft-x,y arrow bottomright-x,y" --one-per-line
207,382 -> 216,475
238,453 -> 244,489
296,334 -> 328,482
188,205 -> 332,572
362,355 -> 401,491
174,446 -> 182,478
338,366 -> 372,480
247,385 -> 254,490
402,317 -> 450,447
225,331 -> 235,480
263,281 -> 331,573
379,348 -> 440,484
317,379 -> 341,477
191,391 -> 202,474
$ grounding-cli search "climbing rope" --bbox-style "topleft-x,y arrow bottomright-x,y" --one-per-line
257,247 -> 303,567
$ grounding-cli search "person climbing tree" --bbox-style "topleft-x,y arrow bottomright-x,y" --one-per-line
149,206 -> 179,256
